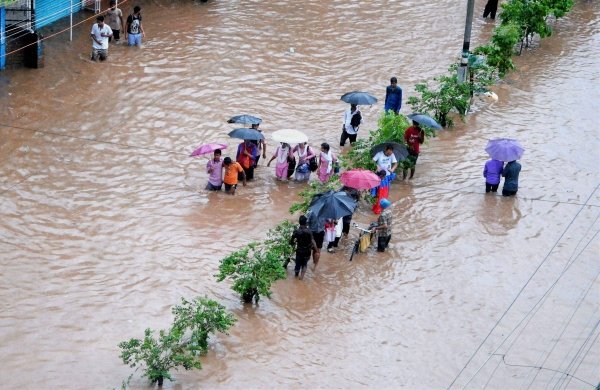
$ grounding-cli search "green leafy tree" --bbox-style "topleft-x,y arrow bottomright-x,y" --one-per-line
216,242 -> 287,303
264,220 -> 296,267
474,22 -> 521,77
407,71 -> 471,127
119,298 -> 236,387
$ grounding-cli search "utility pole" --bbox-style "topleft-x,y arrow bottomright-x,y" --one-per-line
458,0 -> 475,83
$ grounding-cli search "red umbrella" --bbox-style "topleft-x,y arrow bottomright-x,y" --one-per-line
190,142 -> 227,157
339,169 -> 381,190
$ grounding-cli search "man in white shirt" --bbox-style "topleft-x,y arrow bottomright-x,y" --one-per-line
340,104 -> 362,147
372,144 -> 398,175
90,15 -> 113,61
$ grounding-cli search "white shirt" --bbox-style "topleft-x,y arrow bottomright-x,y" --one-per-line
372,151 -> 398,174
343,108 -> 362,135
91,23 -> 112,50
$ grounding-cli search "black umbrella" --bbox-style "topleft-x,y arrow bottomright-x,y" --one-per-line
340,91 -> 378,105
371,142 -> 409,162
228,128 -> 265,141
227,114 -> 262,125
308,190 -> 357,221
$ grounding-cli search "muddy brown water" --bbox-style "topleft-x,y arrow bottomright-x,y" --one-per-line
0,0 -> 599,389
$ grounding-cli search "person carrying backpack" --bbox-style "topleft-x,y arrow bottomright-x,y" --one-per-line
340,104 -> 362,147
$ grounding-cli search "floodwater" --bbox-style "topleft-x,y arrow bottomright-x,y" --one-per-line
0,0 -> 599,388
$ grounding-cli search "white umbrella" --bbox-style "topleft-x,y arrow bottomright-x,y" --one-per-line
271,129 -> 308,144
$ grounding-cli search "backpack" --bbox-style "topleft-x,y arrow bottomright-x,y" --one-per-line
350,110 -> 362,128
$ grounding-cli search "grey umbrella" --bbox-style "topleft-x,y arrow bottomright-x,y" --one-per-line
407,113 -> 442,129
308,190 -> 357,221
228,128 -> 265,141
340,91 -> 378,105
227,114 -> 262,125
371,142 -> 409,162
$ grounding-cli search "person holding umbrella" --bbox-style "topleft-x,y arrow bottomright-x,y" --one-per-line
267,143 -> 294,181
403,120 -> 425,180
340,104 -> 362,147
206,149 -> 224,191
250,123 -> 267,167
502,160 -> 522,197
372,144 -> 399,176
236,140 -> 258,181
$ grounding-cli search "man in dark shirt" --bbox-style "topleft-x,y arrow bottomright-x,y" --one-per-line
502,160 -> 522,197
290,215 -> 317,280
384,77 -> 403,114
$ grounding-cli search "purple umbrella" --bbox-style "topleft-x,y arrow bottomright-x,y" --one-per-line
485,138 -> 524,162
190,143 -> 227,157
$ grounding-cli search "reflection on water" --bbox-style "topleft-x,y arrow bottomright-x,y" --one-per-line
0,0 -> 599,388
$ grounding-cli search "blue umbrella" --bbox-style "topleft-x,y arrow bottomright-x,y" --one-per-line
308,190 -> 357,221
340,91 -> 378,106
485,138 -> 524,162
407,113 -> 443,129
227,114 -> 262,125
228,128 -> 265,141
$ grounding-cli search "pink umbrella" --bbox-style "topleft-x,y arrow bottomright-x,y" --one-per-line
339,169 -> 381,190
190,143 -> 227,157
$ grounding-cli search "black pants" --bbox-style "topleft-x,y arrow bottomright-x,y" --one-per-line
327,237 -> 340,249
340,130 -> 357,146
377,235 -> 391,252
502,189 -> 517,197
483,0 -> 498,19
485,182 -> 499,193
239,165 -> 254,181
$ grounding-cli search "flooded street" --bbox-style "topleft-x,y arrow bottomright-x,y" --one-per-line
0,0 -> 599,388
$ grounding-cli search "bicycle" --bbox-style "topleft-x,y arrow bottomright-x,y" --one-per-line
348,222 -> 378,261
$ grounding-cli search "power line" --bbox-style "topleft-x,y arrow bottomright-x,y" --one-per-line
493,354 -> 597,388
447,183 -> 600,389
0,0 -> 131,59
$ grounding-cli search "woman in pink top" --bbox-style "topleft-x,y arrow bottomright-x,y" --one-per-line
292,142 -> 316,181
267,143 -> 293,180
318,142 -> 336,183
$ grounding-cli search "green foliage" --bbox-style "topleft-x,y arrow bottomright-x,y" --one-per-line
118,298 -> 235,386
216,242 -> 287,303
474,22 -> 521,77
288,176 -> 341,214
408,70 -> 471,127
264,220 -> 296,266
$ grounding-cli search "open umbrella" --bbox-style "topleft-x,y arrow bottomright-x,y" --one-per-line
227,114 -> 262,125
271,129 -> 308,144
308,190 -> 357,220
407,113 -> 442,129
228,128 -> 265,141
340,169 -> 381,190
190,142 -> 227,157
340,91 -> 378,105
371,142 -> 409,162
485,138 -> 524,161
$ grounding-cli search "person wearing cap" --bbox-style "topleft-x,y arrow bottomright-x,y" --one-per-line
289,215 -> 317,280
222,157 -> 246,195
372,198 -> 393,252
